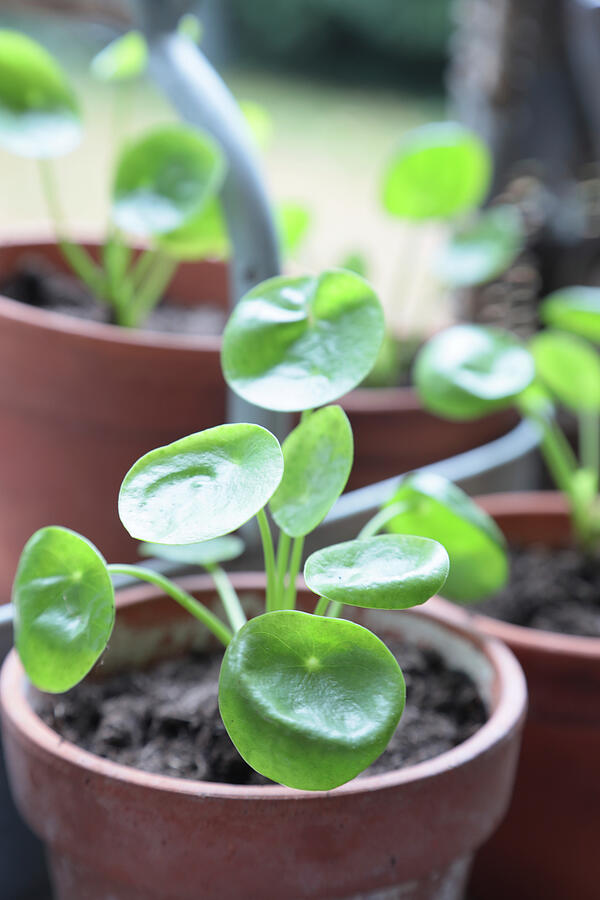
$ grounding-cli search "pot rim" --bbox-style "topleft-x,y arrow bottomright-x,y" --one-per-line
469,491 -> 600,659
0,572 -> 526,802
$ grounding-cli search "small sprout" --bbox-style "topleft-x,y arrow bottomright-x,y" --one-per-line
240,100 -> 274,150
90,31 -> 148,83
222,269 -> 385,412
339,251 -> 369,278
0,29 -> 81,158
382,122 -> 491,222
436,205 -> 525,288
414,324 -> 535,421
276,201 -> 312,256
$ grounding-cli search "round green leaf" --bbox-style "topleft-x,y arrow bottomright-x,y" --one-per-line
222,269 -> 385,412
90,31 -> 148,82
119,424 -> 283,544
304,535 -> 449,610
540,286 -> 600,343
270,405 -> 353,537
0,30 -> 81,158
382,122 -> 491,221
384,473 -> 507,602
414,324 -> 535,420
139,535 -> 244,566
436,205 -> 525,287
12,527 -> 114,693
219,610 -> 405,790
156,196 -> 229,261
112,124 -> 226,237
530,330 -> 600,413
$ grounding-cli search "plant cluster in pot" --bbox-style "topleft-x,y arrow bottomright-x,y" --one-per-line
390,291 -> 600,900
1,268 -> 527,900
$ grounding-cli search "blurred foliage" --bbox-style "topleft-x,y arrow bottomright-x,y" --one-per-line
228,0 -> 451,84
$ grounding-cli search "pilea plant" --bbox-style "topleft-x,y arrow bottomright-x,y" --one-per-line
413,290 -> 600,549
12,267 -> 463,791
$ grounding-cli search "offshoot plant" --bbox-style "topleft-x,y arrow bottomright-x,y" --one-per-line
413,285 -> 600,550
13,268 -> 460,791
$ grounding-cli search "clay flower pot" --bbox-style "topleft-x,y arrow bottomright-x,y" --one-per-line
429,493 -> 600,900
0,575 -> 526,900
0,240 -> 519,601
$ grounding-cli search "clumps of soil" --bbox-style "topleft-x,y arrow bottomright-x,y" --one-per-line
37,638 -> 487,786
475,545 -> 600,637
1,254 -> 226,336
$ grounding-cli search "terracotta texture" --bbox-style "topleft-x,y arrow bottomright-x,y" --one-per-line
0,575 -> 526,900
429,493 -> 600,900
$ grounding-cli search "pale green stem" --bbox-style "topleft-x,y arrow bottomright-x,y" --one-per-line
204,562 -> 246,633
130,251 -> 177,325
313,596 -> 329,616
358,501 -> 411,539
283,535 -> 304,609
326,601 -> 343,618
579,411 -> 600,490
107,564 -> 232,646
257,509 -> 278,612
275,531 -> 291,609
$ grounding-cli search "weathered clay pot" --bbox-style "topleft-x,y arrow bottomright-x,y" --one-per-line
429,493 -> 600,900
1,574 -> 526,900
0,240 -> 520,602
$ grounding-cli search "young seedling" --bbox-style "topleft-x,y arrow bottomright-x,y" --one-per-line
13,268 -> 454,791
413,303 -> 600,549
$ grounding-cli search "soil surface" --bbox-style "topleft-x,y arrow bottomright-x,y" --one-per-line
475,545 -> 600,637
37,637 -> 487,786
1,255 -> 226,336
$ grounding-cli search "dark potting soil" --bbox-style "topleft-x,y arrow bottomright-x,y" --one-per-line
474,545 -> 600,637
1,254 -> 226,336
37,637 -> 487,786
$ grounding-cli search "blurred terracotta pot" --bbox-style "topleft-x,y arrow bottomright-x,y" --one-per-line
0,575 -> 526,900
0,240 -> 516,600
430,493 -> 600,900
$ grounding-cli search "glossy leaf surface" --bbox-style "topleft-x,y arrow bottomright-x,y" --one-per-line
270,406 -> 353,537
414,324 -> 535,420
530,330 -> 600,413
382,122 -> 491,221
0,30 -> 81,158
384,473 -> 507,602
222,270 -> 385,412
119,425 -> 283,544
540,286 -> 600,343
436,205 -> 524,287
90,31 -> 147,82
219,610 -> 405,790
139,535 -> 244,566
304,535 -> 449,609
112,125 -> 226,236
13,527 -> 114,692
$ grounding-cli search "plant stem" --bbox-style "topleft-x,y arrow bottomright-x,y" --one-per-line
204,562 -> 246,633
326,601 -> 343,618
130,250 -> 177,325
107,564 -> 232,646
275,530 -> 291,609
358,501 -> 411,539
257,509 -> 278,612
579,411 -> 600,489
283,535 -> 304,609
314,596 -> 329,616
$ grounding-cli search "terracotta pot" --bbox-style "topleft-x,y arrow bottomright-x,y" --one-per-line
429,493 -> 600,900
0,239 -> 518,601
1,574 -> 526,900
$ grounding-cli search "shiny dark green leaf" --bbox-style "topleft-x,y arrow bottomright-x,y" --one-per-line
304,535 -> 449,609
384,473 -> 508,602
270,405 -> 353,537
0,29 -> 81,157
13,527 -> 114,693
414,324 -> 535,420
119,424 -> 283,544
219,610 -> 405,790
540,286 -> 600,343
112,124 -> 226,236
382,122 -> 491,221
530,330 -> 600,413
222,269 -> 385,412
436,205 -> 524,287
